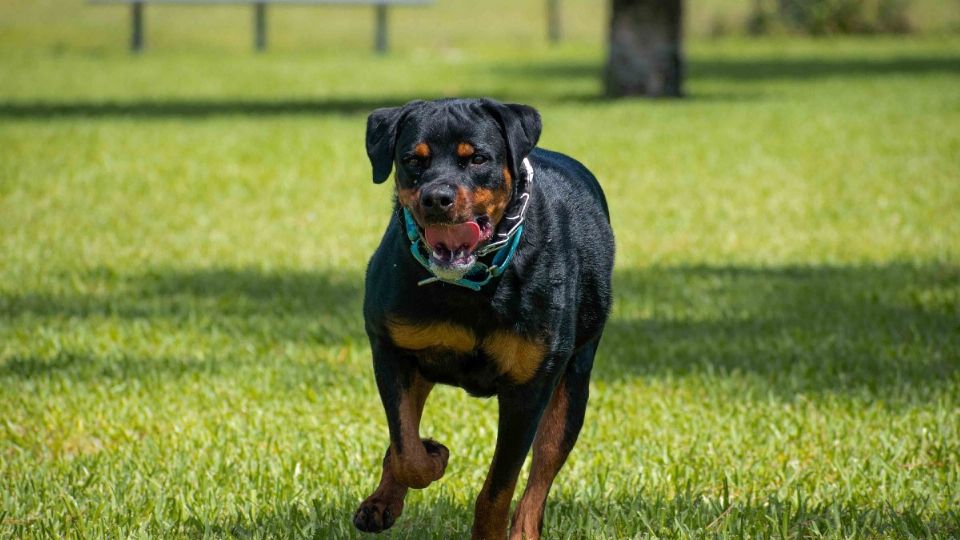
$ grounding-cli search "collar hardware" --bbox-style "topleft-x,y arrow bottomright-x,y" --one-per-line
401,158 -> 533,292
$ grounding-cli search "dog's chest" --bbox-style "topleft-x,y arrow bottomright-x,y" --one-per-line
386,319 -> 545,388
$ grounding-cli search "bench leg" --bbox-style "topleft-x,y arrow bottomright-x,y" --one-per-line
547,0 -> 561,44
131,1 -> 144,53
254,2 -> 267,52
374,5 -> 387,54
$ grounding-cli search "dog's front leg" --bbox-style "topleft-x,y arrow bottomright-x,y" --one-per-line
471,380 -> 558,540
354,342 -> 449,533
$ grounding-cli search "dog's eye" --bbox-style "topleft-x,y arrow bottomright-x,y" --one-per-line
470,155 -> 487,165
403,156 -> 424,167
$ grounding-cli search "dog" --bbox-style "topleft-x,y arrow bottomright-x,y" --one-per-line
354,98 -> 614,539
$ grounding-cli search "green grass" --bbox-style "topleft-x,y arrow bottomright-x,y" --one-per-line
2,0 -> 959,538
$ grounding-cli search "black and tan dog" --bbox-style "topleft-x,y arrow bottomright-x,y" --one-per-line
354,98 -> 614,539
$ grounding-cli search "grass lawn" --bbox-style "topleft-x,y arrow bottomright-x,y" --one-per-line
1,0 -> 959,538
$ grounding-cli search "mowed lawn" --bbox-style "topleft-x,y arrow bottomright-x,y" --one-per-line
1,0 -> 959,538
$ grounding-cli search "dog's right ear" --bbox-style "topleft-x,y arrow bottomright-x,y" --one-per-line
365,101 -> 422,184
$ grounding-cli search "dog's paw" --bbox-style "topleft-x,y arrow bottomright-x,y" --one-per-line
422,439 -> 450,479
353,496 -> 403,533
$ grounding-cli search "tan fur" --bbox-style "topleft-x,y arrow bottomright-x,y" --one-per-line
387,319 -> 477,353
473,478 -> 517,540
355,453 -> 409,531
481,331 -> 545,384
387,320 -> 544,384
472,187 -> 510,226
510,378 -> 569,539
391,375 -> 445,489
457,142 -> 475,157
397,187 -> 419,208
355,371 -> 442,531
414,142 -> 430,158
471,167 -> 512,226
454,186 -> 472,218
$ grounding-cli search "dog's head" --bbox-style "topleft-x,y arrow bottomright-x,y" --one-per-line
365,98 -> 541,276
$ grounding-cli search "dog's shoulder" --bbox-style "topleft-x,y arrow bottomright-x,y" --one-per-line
518,148 -> 614,277
529,148 -> 610,221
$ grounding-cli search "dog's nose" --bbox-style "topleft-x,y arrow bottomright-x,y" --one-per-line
420,184 -> 456,215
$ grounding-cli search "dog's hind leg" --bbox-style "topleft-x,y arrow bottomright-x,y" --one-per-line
354,361 -> 448,533
470,371 -> 565,540
509,340 -> 598,540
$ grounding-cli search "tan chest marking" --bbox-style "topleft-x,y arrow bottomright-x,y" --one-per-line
387,319 -> 477,354
386,320 -> 546,384
481,330 -> 546,384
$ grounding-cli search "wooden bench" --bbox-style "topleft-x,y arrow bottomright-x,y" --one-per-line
89,0 -> 433,53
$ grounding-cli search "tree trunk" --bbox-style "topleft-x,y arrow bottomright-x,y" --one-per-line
604,0 -> 684,98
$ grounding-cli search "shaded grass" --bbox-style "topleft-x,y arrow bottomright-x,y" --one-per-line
3,263 -> 957,397
3,49 -> 960,120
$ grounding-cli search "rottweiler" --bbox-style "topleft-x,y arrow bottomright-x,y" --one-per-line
354,98 -> 614,539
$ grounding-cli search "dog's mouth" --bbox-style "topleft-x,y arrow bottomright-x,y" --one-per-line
418,215 -> 494,273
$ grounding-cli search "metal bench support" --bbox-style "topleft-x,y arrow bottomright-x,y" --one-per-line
254,2 -> 266,51
547,0 -> 561,44
131,1 -> 144,52
94,0 -> 427,54
374,4 -> 387,54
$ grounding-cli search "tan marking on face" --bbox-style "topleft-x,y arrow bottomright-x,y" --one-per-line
470,167 -> 512,226
387,319 -> 477,353
397,187 -> 419,208
414,143 -> 430,158
472,187 -> 510,226
453,185 -> 473,219
457,142 -> 475,158
481,331 -> 546,384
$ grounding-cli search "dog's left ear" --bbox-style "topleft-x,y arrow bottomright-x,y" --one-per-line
365,101 -> 423,184
481,99 -> 542,181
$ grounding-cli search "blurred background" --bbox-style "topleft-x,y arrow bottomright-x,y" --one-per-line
4,0 -> 960,52
1,0 -> 958,538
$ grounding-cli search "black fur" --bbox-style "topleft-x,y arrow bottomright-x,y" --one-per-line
357,98 -> 614,538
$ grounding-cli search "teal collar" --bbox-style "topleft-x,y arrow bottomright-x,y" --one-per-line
402,157 -> 533,292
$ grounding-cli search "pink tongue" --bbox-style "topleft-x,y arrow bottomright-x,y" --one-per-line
424,222 -> 482,253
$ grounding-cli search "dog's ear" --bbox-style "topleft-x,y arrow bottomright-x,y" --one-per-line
365,101 -> 423,184
481,99 -> 542,181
